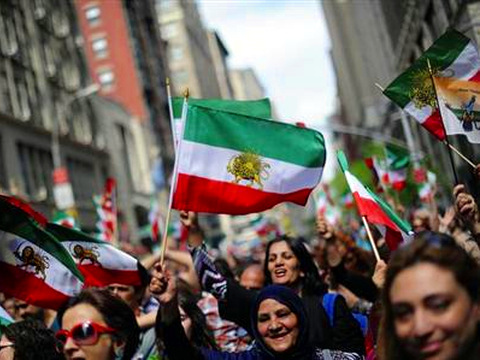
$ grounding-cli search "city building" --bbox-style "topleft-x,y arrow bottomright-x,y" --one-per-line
156,0 -> 221,98
0,0 -> 110,228
75,0 -> 174,239
207,30 -> 234,99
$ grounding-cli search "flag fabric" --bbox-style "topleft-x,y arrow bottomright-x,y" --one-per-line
47,223 -> 141,288
384,29 -> 480,140
0,197 -> 84,309
386,145 -> 410,191
171,97 -> 272,148
338,151 -> 413,251
148,197 -> 162,243
0,305 -> 13,327
53,210 -> 78,229
94,178 -> 117,243
364,157 -> 388,192
172,105 -> 325,215
433,76 -> 480,143
418,171 -> 437,202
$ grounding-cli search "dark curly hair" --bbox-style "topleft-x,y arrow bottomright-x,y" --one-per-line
1,319 -> 63,360
264,235 -> 327,296
58,288 -> 140,360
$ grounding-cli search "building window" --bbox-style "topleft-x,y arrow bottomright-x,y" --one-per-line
85,5 -> 101,25
91,36 -> 108,58
98,69 -> 115,89
162,23 -> 177,39
66,157 -> 97,202
17,142 -> 52,201
170,45 -> 183,60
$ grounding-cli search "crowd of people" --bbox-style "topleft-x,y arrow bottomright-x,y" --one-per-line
2,178 -> 480,360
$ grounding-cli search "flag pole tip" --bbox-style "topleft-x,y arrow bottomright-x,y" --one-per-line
166,77 -> 170,86
374,83 -> 385,92
184,88 -> 190,98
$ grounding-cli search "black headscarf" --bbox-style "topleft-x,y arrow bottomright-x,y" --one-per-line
251,285 -> 314,360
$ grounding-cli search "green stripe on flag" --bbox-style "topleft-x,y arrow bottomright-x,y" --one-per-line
172,97 -> 272,118
0,199 -> 84,280
337,150 -> 349,172
183,105 -> 325,168
47,223 -> 109,245
386,145 -> 410,170
384,29 -> 470,108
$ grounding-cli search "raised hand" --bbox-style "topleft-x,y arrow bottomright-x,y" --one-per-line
150,262 -> 177,304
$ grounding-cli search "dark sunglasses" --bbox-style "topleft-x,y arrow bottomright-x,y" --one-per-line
55,321 -> 115,351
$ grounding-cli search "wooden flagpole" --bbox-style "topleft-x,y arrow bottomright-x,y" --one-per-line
375,82 -> 477,172
160,88 -> 189,265
427,59 -> 459,184
361,216 -> 381,262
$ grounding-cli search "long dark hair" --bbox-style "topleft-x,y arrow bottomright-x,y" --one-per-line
378,232 -> 480,360
58,288 -> 140,360
264,235 -> 327,296
178,289 -> 218,350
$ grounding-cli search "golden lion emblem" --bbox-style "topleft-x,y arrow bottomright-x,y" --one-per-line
71,244 -> 101,266
13,243 -> 50,280
409,67 -> 437,109
227,151 -> 270,189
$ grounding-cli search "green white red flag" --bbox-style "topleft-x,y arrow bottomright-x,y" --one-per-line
47,223 -> 141,288
0,196 -> 84,309
386,145 -> 410,191
172,105 -> 325,214
171,97 -> 272,149
338,151 -> 413,250
384,29 -> 480,140
94,178 -> 117,243
0,305 -> 13,327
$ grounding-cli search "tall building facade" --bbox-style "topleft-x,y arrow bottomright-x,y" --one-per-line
75,0 -> 174,239
0,0 -> 110,228
157,0 -> 221,98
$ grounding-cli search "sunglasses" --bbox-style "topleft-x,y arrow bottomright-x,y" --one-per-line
55,321 -> 116,351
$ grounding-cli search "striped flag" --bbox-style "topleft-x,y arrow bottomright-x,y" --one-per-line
384,29 -> 480,140
0,197 -> 84,309
47,223 -> 141,287
338,151 -> 413,251
172,105 -> 325,214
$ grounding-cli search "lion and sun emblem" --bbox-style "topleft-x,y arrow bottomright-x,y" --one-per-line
226,151 -> 270,189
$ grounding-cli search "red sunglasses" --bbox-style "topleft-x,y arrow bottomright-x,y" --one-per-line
55,321 -> 116,350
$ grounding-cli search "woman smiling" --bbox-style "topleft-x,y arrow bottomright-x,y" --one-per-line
378,232 -> 480,360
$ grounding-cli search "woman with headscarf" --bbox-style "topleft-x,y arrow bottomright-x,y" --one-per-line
151,262 -> 362,360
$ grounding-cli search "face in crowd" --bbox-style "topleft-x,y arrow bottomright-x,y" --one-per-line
240,264 -> 265,290
106,284 -> 138,310
382,233 -> 480,360
56,289 -> 139,360
267,240 -> 304,288
257,298 -> 299,353
390,262 -> 480,360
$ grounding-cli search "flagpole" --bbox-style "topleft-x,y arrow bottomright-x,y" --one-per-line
160,88 -> 189,265
165,77 -> 177,148
446,143 -> 476,169
361,216 -> 381,262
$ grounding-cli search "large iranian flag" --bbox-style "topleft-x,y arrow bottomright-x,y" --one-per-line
47,223 -> 141,288
171,97 -> 272,148
338,152 -> 413,250
172,105 -> 325,214
0,197 -> 84,309
384,29 -> 480,140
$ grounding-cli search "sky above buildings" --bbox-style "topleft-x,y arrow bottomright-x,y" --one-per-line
198,0 -> 337,176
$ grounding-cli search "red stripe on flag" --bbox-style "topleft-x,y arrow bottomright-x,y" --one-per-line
384,228 -> 403,251
173,174 -> 313,214
352,192 -> 401,235
469,69 -> 480,82
79,265 -> 141,287
422,109 -> 446,140
0,262 -> 71,309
